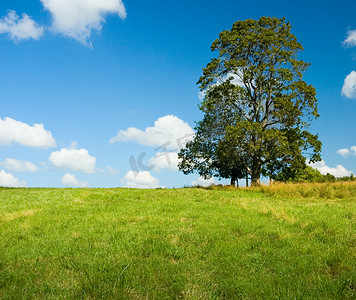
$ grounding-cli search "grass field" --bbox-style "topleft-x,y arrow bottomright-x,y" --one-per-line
0,184 -> 355,299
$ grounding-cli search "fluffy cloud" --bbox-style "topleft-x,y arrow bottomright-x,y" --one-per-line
198,72 -> 244,100
0,170 -> 26,187
0,117 -> 56,148
198,90 -> 206,101
0,159 -> 38,172
121,171 -> 160,188
337,146 -> 356,158
148,152 -> 180,172
110,115 -> 195,149
191,176 -> 216,187
106,165 -> 118,175
309,160 -> 352,177
49,147 -> 96,173
61,173 -> 88,187
0,10 -> 44,41
341,71 -> 356,99
41,0 -> 126,46
344,29 -> 356,47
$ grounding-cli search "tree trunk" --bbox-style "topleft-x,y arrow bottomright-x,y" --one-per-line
230,177 -> 236,187
246,169 -> 249,187
251,160 -> 261,186
251,177 -> 261,186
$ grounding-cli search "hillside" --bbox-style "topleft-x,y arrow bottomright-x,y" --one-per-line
0,185 -> 355,299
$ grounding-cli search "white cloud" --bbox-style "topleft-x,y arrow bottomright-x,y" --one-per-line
61,173 -> 88,187
148,152 -> 180,172
41,0 -> 126,46
0,117 -> 56,148
0,159 -> 38,172
226,72 -> 244,86
121,171 -> 160,188
336,146 -> 356,158
309,160 -> 352,177
198,72 -> 244,100
191,176 -> 215,187
110,115 -> 195,149
337,148 -> 350,158
344,29 -> 356,47
106,165 -> 118,175
341,71 -> 356,99
0,10 -> 44,41
198,90 -> 206,100
0,170 -> 26,187
49,147 -> 96,173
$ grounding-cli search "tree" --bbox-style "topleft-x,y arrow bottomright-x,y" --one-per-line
274,165 -> 330,183
178,17 -> 322,186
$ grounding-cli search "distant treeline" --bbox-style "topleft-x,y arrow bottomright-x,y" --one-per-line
274,165 -> 355,183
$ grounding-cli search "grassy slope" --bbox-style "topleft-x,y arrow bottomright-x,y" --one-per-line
0,186 -> 355,299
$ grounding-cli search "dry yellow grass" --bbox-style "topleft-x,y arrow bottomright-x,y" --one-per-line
1,209 -> 41,222
249,181 -> 356,199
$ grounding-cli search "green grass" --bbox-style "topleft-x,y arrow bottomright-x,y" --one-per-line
0,186 -> 355,299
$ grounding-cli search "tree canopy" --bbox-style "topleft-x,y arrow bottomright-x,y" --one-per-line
178,17 -> 322,186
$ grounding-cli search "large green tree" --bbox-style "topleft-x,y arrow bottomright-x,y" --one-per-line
178,17 -> 321,186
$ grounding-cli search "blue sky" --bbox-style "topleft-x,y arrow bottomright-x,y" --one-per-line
1,0 -> 356,188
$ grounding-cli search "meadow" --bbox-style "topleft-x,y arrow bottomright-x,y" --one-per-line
0,183 -> 355,299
